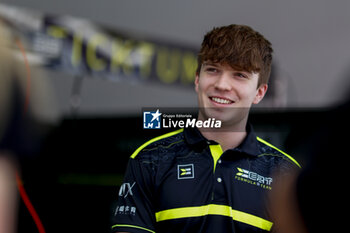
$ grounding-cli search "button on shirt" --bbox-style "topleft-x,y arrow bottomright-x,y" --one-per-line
112,126 -> 300,233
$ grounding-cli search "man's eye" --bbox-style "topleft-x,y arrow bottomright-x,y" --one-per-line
235,73 -> 248,79
206,67 -> 219,73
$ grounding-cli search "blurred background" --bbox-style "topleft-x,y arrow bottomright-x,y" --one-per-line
0,0 -> 349,232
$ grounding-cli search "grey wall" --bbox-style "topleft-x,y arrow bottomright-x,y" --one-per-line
4,0 -> 350,117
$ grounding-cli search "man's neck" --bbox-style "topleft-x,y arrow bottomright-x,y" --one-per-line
198,117 -> 248,152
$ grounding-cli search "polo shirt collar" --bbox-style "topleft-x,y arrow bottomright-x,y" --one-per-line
183,126 -> 208,151
183,123 -> 260,157
232,123 -> 260,156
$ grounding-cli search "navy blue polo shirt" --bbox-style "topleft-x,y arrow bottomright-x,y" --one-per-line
111,126 -> 300,233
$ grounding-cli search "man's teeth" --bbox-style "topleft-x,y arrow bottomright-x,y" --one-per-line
211,97 -> 232,104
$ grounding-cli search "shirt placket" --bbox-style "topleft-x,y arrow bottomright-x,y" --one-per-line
208,143 -> 224,201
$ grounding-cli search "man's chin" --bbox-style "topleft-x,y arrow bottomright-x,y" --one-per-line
203,108 -> 242,119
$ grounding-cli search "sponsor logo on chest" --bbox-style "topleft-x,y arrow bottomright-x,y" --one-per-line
235,167 -> 273,190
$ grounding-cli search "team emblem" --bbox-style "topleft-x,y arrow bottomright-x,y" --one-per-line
177,164 -> 194,179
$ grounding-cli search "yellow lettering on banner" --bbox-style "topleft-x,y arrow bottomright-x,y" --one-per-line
181,52 -> 197,84
137,42 -> 155,78
47,25 -> 68,39
156,47 -> 181,84
111,38 -> 133,75
71,34 -> 83,67
87,34 -> 108,71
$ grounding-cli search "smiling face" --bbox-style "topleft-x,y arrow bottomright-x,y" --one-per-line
195,62 -> 268,128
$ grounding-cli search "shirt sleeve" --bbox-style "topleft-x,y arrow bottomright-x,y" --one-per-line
111,156 -> 156,233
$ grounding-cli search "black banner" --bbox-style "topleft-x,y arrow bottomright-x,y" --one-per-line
0,4 -> 198,87
41,16 -> 198,86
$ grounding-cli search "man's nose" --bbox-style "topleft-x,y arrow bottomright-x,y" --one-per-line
214,73 -> 232,91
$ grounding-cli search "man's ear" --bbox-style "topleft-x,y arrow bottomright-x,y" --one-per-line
194,74 -> 199,93
253,84 -> 268,104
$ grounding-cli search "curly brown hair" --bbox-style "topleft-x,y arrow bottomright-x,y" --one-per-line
197,24 -> 273,86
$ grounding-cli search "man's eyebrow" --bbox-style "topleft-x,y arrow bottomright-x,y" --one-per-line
202,62 -> 219,67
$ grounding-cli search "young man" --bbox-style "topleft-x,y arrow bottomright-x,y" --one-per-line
111,24 -> 300,233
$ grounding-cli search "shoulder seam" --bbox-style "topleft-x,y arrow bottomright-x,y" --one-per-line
130,129 -> 184,159
256,137 -> 301,168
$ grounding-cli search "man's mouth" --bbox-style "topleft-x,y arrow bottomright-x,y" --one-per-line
209,96 -> 234,105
